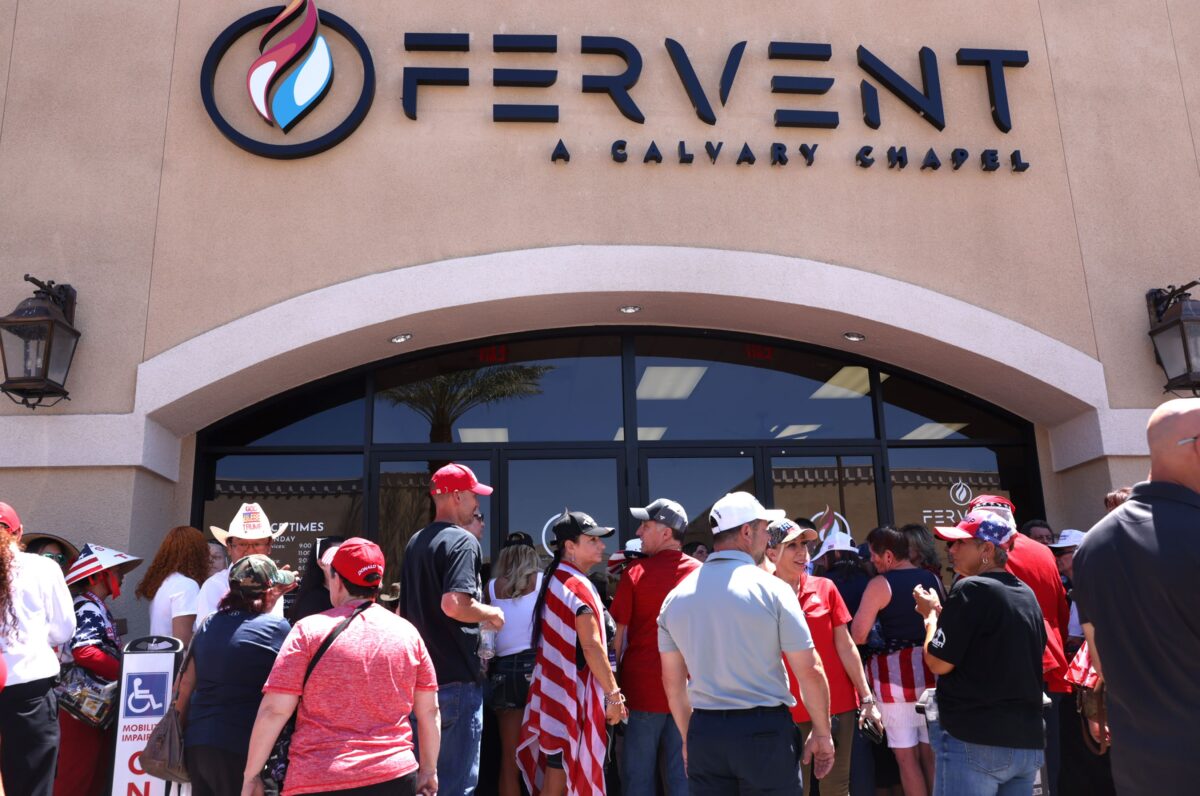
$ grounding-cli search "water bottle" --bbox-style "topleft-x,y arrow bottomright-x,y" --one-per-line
479,628 -> 497,660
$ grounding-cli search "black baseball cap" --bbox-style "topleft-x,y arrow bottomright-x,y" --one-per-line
552,510 -> 615,544
503,532 -> 535,549
630,498 -> 689,533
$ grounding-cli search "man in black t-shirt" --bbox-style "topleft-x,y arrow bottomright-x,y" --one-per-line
1074,398 -> 1200,795
400,463 -> 505,796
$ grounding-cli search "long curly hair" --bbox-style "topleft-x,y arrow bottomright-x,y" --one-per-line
136,526 -> 210,600
0,526 -> 16,640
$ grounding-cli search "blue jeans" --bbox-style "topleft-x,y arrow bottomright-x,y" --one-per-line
414,682 -> 483,796
621,710 -> 688,796
928,717 -> 1043,796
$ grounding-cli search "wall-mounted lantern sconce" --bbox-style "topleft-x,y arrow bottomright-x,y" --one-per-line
0,275 -> 81,409
1147,280 -> 1200,394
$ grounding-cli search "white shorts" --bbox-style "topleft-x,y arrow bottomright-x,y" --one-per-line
878,700 -> 928,748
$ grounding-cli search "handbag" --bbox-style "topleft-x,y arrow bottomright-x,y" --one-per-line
265,601 -> 372,786
56,663 -> 120,729
1076,678 -> 1110,755
141,644 -> 195,783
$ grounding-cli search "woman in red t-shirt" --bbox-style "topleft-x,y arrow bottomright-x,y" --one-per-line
767,520 -> 882,796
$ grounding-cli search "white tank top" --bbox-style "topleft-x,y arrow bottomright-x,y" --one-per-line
488,572 -> 543,658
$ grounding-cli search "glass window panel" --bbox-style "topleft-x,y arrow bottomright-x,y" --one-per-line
204,377 -> 366,447
646,456 -> 756,548
771,456 -> 876,544
882,372 -> 1024,441
202,454 -> 365,580
378,460 -> 492,585
634,336 -> 876,440
507,458 -> 620,572
374,337 -> 622,443
887,446 -> 1038,530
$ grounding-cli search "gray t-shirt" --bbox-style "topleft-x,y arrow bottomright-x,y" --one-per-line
658,550 -> 814,710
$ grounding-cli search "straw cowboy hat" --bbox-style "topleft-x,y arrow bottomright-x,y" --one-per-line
210,502 -> 287,546
64,543 -> 143,587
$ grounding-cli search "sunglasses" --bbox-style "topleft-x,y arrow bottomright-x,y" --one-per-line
41,552 -> 68,564
472,512 -> 485,523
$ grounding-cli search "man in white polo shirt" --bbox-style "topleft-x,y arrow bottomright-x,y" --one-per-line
195,502 -> 292,628
658,491 -> 836,795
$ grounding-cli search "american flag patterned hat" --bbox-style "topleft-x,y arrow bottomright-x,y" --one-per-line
64,543 -> 143,587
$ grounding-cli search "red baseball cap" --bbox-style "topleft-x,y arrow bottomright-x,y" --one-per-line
430,463 -> 493,496
331,537 -> 385,587
0,502 -> 22,535
934,510 -> 1017,547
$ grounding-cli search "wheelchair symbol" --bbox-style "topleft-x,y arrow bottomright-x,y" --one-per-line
124,673 -> 168,718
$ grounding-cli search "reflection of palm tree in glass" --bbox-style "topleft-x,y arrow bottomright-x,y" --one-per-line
380,364 -> 554,443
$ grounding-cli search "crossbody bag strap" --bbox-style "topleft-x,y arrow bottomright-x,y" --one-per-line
301,601 -> 372,687
168,640 -> 196,705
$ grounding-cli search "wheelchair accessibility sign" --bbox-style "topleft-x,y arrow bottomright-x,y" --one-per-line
124,672 -> 168,719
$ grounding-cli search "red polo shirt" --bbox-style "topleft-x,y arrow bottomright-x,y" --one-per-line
611,550 -> 701,713
1006,533 -> 1071,693
785,575 -> 859,722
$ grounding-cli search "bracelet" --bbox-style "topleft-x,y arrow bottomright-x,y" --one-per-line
860,695 -> 875,705
604,690 -> 625,706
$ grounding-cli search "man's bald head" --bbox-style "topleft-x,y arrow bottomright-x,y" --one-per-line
1146,398 -> 1200,491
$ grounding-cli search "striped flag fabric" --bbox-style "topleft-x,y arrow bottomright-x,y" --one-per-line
867,645 -> 937,703
517,562 -> 609,796
1066,642 -> 1100,690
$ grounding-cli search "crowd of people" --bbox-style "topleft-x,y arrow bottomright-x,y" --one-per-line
2,397 -> 1200,795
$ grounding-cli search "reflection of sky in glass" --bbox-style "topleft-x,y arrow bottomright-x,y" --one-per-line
634,358 -> 875,440
886,447 -> 1000,472
215,454 -> 363,480
248,398 -> 366,447
883,374 -> 1021,441
647,457 -> 756,526
374,357 -> 622,443
507,459 -> 620,560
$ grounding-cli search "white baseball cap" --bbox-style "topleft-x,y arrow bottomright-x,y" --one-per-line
1049,529 -> 1086,550
814,530 -> 860,561
709,492 -> 785,533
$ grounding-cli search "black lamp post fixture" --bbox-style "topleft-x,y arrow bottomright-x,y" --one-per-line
1147,280 -> 1200,394
0,275 -> 81,409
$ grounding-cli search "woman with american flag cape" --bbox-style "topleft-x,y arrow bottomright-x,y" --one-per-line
518,510 -> 627,796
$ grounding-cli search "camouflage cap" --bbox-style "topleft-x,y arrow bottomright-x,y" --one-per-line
228,554 -> 296,593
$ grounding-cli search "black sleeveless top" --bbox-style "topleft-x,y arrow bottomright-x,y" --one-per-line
877,567 -> 943,644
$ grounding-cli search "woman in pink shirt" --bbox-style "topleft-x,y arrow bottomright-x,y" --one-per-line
241,539 -> 440,796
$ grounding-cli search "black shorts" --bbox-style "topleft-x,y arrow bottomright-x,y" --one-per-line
487,649 -> 536,711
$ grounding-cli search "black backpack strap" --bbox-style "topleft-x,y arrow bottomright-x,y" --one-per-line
302,601 -> 372,686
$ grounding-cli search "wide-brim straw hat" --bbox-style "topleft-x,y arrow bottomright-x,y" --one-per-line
21,532 -> 82,563
210,502 -> 287,546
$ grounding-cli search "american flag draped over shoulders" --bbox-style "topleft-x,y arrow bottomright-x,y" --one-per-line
517,562 -> 609,796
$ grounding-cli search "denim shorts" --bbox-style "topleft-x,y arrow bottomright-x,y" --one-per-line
487,649 -> 536,710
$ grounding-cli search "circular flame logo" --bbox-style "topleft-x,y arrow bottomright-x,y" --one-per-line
247,0 -> 333,133
201,3 -> 375,159
949,479 -> 973,506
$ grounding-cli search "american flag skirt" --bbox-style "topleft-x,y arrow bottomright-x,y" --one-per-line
867,645 -> 937,704
517,564 -> 609,796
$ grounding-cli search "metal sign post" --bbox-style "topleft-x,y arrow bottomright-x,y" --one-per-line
111,636 -> 189,796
